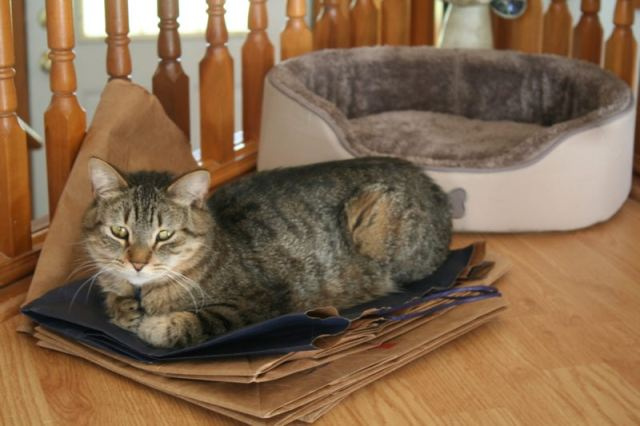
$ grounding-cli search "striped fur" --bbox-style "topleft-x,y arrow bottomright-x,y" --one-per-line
82,157 -> 452,348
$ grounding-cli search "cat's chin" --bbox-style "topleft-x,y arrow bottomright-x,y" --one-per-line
123,273 -> 157,286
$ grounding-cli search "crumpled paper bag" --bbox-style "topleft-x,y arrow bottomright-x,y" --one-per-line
23,79 -> 197,315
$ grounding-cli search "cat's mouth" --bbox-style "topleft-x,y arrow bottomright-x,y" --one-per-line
119,269 -> 159,286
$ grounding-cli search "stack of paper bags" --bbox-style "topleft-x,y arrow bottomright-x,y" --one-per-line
20,81 -> 509,425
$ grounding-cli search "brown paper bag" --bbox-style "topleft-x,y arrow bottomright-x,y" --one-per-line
24,80 -> 197,309
34,295 -> 506,425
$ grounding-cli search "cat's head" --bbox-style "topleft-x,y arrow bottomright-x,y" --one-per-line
82,158 -> 211,286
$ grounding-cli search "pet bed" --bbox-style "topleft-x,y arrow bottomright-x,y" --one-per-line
257,47 -> 635,232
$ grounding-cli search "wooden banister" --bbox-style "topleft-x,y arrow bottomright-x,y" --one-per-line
542,0 -> 572,56
105,0 -> 132,80
410,0 -> 435,46
153,0 -> 190,140
351,0 -> 378,47
492,0 -> 543,53
242,0 -> 274,145
0,0 -> 31,256
572,0 -> 603,64
44,0 -> 87,217
381,0 -> 410,46
281,0 -> 312,60
604,0 -> 637,88
200,0 -> 234,164
314,0 -> 350,49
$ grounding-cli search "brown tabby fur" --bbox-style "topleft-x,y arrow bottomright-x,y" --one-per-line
82,157 -> 452,348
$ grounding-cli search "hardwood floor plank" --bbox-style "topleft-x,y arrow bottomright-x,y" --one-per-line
1,200 -> 639,425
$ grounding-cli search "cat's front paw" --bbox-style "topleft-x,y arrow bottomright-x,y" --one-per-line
109,297 -> 143,332
137,312 -> 204,348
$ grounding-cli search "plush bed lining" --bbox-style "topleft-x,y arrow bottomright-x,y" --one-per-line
268,47 -> 633,169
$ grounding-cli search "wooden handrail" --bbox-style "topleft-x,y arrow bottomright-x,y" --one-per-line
153,0 -> 190,140
351,0 -> 378,47
242,0 -> 274,144
0,0 -> 31,257
573,0 -> 603,64
381,0 -> 410,46
44,0 -> 87,216
543,0 -> 572,56
604,0 -> 637,88
281,0 -> 312,60
105,0 -> 132,80
410,0 -> 435,46
314,0 -> 350,49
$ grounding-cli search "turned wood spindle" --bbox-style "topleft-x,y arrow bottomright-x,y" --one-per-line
44,0 -> 87,216
572,0 -> 603,64
281,0 -> 312,60
314,0 -> 350,49
381,0 -> 410,46
542,0 -> 572,56
0,0 -> 31,256
153,0 -> 190,140
200,0 -> 234,164
604,0 -> 637,88
351,0 -> 378,47
242,0 -> 274,144
105,0 -> 132,80
410,0 -> 435,46
492,0 -> 542,53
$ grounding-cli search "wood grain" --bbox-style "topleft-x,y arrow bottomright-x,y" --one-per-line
410,0 -> 435,46
281,0 -> 313,60
381,0 -> 410,45
604,0 -> 637,89
314,0 -> 350,49
0,0 -> 31,257
105,0 -> 132,80
3,200 -> 640,424
542,0 -> 573,56
242,0 -> 274,145
44,0 -> 87,217
153,0 -> 190,140
492,0 -> 543,53
199,0 -> 234,164
572,0 -> 603,64
351,0 -> 378,47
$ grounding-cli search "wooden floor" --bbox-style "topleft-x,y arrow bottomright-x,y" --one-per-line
1,201 -> 640,425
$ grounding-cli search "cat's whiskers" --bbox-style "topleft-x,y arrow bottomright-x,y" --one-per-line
157,266 -> 206,311
67,264 -> 114,312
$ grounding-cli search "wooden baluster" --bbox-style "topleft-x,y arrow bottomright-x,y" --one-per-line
44,0 -> 87,216
338,0 -> 351,43
381,0 -> 410,45
314,0 -> 350,49
542,0 -> 572,56
604,0 -> 637,88
0,0 -> 31,256
492,0 -> 543,53
105,0 -> 132,80
351,0 -> 378,47
242,0 -> 274,144
281,0 -> 312,60
200,0 -> 234,164
313,0 -> 323,21
153,0 -> 190,140
572,0 -> 603,64
411,0 -> 435,46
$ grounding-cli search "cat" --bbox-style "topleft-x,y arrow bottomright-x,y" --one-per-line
81,156 -> 452,348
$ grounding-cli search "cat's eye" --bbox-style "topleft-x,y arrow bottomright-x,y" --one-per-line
110,225 -> 129,239
156,230 -> 174,242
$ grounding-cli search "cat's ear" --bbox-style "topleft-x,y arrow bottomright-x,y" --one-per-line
167,169 -> 210,208
88,157 -> 128,199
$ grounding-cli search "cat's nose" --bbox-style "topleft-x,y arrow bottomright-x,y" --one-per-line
131,262 -> 146,272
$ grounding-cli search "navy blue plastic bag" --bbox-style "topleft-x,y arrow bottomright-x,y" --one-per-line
23,245 -> 481,362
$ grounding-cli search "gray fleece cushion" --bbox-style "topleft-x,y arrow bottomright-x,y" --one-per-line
267,47 -> 633,169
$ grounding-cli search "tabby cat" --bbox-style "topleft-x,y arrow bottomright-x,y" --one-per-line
82,157 -> 452,348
